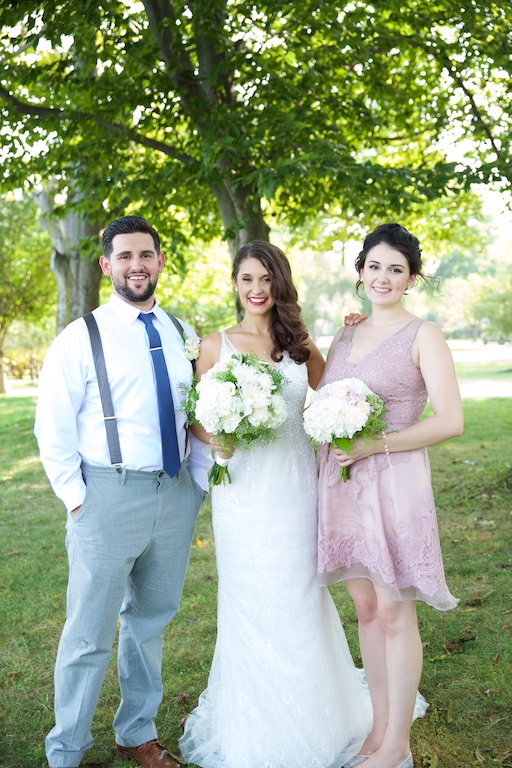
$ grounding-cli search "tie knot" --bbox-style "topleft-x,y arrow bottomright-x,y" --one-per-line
139,311 -> 156,326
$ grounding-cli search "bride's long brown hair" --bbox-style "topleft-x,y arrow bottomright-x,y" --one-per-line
232,241 -> 310,365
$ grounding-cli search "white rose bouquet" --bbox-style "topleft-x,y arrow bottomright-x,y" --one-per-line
181,353 -> 288,485
303,377 -> 388,481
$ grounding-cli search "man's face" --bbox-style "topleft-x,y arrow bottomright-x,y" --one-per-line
100,232 -> 165,307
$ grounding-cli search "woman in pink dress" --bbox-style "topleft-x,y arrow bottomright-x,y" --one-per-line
317,224 -> 463,768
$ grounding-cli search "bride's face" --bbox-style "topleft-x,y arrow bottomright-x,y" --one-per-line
233,257 -> 275,316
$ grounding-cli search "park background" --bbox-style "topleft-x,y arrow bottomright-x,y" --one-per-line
0,2 -> 511,767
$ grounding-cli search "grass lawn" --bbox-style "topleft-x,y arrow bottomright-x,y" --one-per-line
0,392 -> 510,768
454,360 -> 512,383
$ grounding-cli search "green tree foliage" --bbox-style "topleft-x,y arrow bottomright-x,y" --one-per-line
0,195 -> 57,391
471,267 -> 512,340
154,240 -> 237,336
0,0 -> 510,266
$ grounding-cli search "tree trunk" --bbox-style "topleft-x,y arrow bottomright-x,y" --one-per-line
212,182 -> 270,263
0,351 -> 6,395
34,185 -> 104,333
212,182 -> 271,320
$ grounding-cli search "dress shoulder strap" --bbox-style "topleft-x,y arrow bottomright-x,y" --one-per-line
400,317 -> 425,341
219,330 -> 239,355
337,324 -> 357,344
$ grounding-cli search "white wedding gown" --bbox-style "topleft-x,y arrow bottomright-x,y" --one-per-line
179,333 -> 425,768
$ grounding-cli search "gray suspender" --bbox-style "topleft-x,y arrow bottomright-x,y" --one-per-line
83,313 -> 123,467
83,311 -> 193,468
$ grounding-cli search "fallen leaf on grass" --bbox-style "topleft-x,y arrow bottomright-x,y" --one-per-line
441,634 -> 476,654
178,693 -> 190,705
493,653 -> 501,663
475,748 -> 485,763
442,639 -> 462,654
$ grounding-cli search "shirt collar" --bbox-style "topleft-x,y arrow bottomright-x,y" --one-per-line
107,292 -> 160,325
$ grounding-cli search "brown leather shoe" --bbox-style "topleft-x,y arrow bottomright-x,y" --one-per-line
115,739 -> 181,768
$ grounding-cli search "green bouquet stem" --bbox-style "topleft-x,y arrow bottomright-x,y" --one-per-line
331,436 -> 353,482
208,461 -> 232,486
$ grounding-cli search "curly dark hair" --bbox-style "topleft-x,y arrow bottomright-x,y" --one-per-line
355,223 -> 425,296
232,241 -> 310,364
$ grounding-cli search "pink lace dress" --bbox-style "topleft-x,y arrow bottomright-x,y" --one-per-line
317,319 -> 458,610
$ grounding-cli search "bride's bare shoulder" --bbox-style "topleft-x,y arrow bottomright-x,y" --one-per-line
196,332 -> 222,372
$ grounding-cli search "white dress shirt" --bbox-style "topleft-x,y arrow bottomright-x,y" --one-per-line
35,293 -> 211,511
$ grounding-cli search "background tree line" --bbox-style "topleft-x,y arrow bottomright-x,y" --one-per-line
0,0 -> 511,392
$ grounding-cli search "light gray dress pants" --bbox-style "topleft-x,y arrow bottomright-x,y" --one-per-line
45,462 -> 203,768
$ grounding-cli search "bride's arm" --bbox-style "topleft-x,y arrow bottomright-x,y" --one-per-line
189,332 -> 222,445
314,314 -> 367,390
305,338 -> 325,389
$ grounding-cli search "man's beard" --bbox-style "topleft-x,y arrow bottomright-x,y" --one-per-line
112,274 -> 157,304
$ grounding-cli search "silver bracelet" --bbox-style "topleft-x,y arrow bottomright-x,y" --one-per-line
381,431 -> 390,456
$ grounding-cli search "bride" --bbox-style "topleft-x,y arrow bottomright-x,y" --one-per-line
179,241 -> 374,768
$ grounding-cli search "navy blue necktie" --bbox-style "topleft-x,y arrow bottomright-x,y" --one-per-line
139,312 -> 180,478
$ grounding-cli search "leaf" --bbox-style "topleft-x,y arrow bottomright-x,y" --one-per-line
465,597 -> 484,607
442,639 -> 462,654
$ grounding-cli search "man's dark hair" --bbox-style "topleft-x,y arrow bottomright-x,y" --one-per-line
102,215 -> 161,258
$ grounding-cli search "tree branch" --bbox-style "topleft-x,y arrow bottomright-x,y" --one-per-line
0,85 -> 198,168
406,35 -> 503,159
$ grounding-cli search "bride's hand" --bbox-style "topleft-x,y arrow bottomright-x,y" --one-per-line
210,434 -> 236,460
344,312 -> 368,326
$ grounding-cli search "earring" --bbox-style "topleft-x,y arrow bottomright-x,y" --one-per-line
234,287 -> 238,292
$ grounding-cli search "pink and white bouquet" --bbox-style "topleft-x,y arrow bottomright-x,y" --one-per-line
303,377 -> 388,481
181,353 -> 287,485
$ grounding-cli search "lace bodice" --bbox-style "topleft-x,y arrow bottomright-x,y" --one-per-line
219,331 -> 310,445
324,319 -> 427,432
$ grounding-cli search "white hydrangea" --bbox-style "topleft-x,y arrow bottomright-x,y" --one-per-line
304,378 -> 380,442
189,352 -> 288,440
